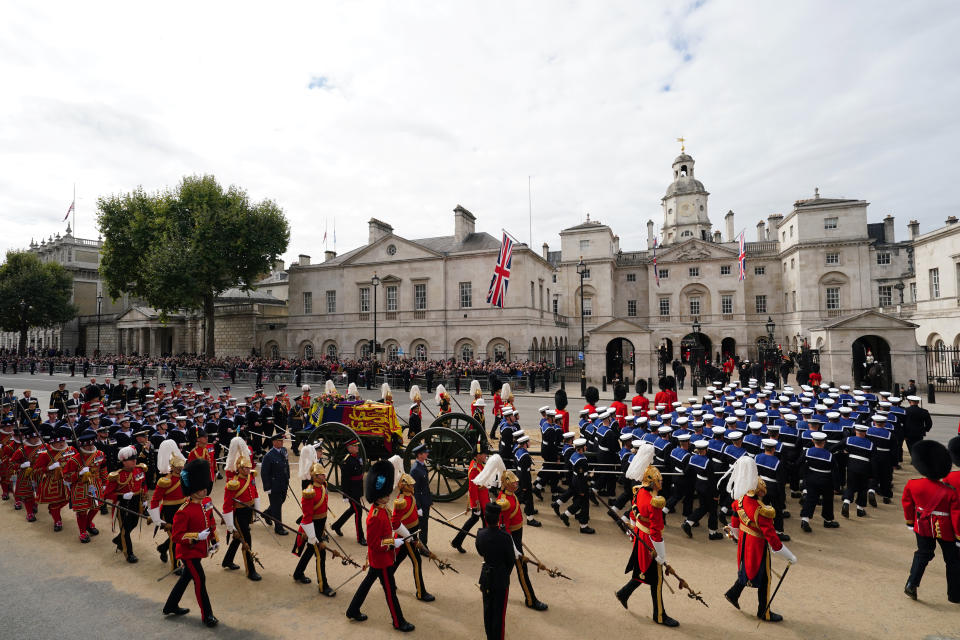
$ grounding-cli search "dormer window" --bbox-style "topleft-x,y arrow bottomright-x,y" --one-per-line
681,230 -> 693,237
680,165 -> 688,176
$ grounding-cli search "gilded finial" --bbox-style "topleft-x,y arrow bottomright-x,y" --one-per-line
676,137 -> 686,153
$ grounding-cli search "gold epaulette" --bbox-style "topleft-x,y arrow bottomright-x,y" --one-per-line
758,504 -> 776,519
650,495 -> 666,509
632,485 -> 642,495
394,497 -> 405,509
108,471 -> 120,480
302,485 -> 315,498
250,470 -> 258,478
138,463 -> 148,471
496,497 -> 509,510
157,476 -> 172,488
225,479 -> 240,491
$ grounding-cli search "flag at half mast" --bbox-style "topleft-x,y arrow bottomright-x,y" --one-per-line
63,200 -> 74,222
486,231 -> 515,308
738,231 -> 746,282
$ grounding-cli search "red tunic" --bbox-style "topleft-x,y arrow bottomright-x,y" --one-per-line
223,472 -> 258,514
808,372 -> 822,386
629,487 -> 665,581
492,392 -> 503,420
104,467 -> 146,501
34,445 -> 75,504
9,444 -> 42,500
610,401 -> 628,428
654,390 -> 678,409
187,444 -> 217,483
730,494 -> 783,581
300,483 -> 328,525
0,436 -> 15,482
366,504 -> 398,569
392,493 -> 419,529
62,449 -> 107,511
496,491 -> 523,532
150,474 -> 186,509
946,470 -> 960,492
554,409 -> 569,431
902,477 -> 960,541
172,497 -> 218,560
467,461 -> 490,511
583,403 -> 597,417
630,395 -> 650,417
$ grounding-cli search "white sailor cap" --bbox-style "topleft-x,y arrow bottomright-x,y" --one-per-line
766,423 -> 781,431
632,439 -> 645,448
734,410 -> 746,417
784,413 -> 797,421
619,432 -> 634,441
692,420 -> 704,428
693,439 -> 710,449
889,397 -> 902,403
748,421 -> 764,430
539,406 -> 549,413
596,406 -> 609,413
871,414 -> 887,422
502,409 -> 515,416
826,412 -> 840,419
703,414 -> 716,421
631,405 -> 642,412
588,413 -> 599,420
573,437 -> 587,447
880,391 -> 891,397
727,431 -> 744,440
676,406 -> 687,413
878,401 -> 891,408
657,426 -> 672,434
907,395 -> 921,402
839,407 -> 852,414
563,431 -> 576,439
672,402 -> 682,408
676,433 -> 692,442
854,423 -> 868,431
602,408 -> 616,419
691,410 -> 703,416
647,410 -> 659,417
545,409 -> 556,416
725,416 -> 738,424
811,432 -> 828,441
853,395 -> 866,402
800,408 -> 814,415
515,433 -> 530,444
746,398 -> 757,405
731,401 -> 743,408
635,417 -> 648,425
711,426 -> 726,435
840,385 -> 850,391
761,438 -> 778,448
755,411 -> 768,419
579,409 -> 589,416
648,420 -> 662,428
675,417 -> 689,425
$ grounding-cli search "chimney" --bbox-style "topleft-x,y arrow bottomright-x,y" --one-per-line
614,235 -> 620,252
272,258 -> 284,272
324,250 -> 337,262
646,219 -> 655,249
713,230 -> 722,243
298,254 -> 311,267
908,219 -> 920,240
767,214 -> 783,240
368,218 -> 393,245
756,220 -> 766,242
883,214 -> 895,243
725,210 -> 735,242
947,216 -> 959,225
453,205 -> 476,243
542,242 -> 549,260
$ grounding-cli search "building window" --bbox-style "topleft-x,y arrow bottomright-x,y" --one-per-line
689,267 -> 700,277
414,344 -> 426,360
878,285 -> 892,306
360,342 -> 371,358
530,282 -> 535,307
326,344 -> 337,358
826,287 -> 840,310
790,258 -> 795,270
825,252 -> 839,265
659,298 -> 670,317
388,344 -> 399,361
755,295 -> 767,314
792,290 -> 797,311
626,273 -> 636,282
720,265 -> 731,276
385,285 -> 397,311
681,230 -> 693,238
303,344 -> 314,359
930,268 -> 940,298
789,225 -> 794,238
876,252 -> 891,265
785,292 -> 789,310
658,268 -> 669,280
459,282 -> 472,308
414,284 -> 427,310
627,300 -> 637,317
824,217 -> 838,229
721,295 -> 733,314
582,298 -> 593,317
689,297 -> 700,316
552,273 -> 557,283
579,239 -> 590,252
493,343 -> 507,361
754,265 -> 765,276
552,298 -> 558,314
359,287 -> 370,313
303,291 -> 313,315
910,281 -> 917,302
326,290 -> 336,313
581,268 -> 590,279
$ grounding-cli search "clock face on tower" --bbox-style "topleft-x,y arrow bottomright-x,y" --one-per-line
387,244 -> 397,256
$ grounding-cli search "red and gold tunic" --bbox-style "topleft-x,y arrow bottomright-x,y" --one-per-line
104,466 -> 146,501
173,497 -> 218,560
467,460 -> 490,511
730,494 -> 783,581
150,473 -> 186,509
627,487 -> 665,581
392,493 -> 420,530
34,445 -> 75,504
9,444 -> 42,500
492,392 -> 503,420
62,448 -> 107,511
366,504 -> 397,569
187,444 -> 217,483
471,400 -> 485,426
902,477 -> 960,542
0,434 -> 15,482
223,471 -> 258,513
496,490 -> 523,532
300,482 -> 328,525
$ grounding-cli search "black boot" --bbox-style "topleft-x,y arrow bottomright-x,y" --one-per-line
616,580 -> 640,609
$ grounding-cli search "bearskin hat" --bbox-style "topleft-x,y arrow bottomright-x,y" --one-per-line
365,459 -> 396,503
911,439 -> 952,480
554,388 -> 568,410
181,458 -> 212,495
584,386 -> 599,405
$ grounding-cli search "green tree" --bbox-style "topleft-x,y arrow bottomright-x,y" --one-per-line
0,251 -> 77,355
97,175 -> 290,357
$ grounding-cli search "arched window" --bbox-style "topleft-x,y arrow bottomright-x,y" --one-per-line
326,344 -> 337,358
493,343 -> 507,362
681,230 -> 693,238
360,342 -> 371,358
303,344 -> 314,359
388,344 -> 399,361
270,344 -> 280,359
935,339 -> 947,364
461,343 -> 474,361
415,344 -> 426,361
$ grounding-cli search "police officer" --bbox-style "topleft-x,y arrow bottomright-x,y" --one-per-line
260,432 -> 290,535
331,438 -> 366,545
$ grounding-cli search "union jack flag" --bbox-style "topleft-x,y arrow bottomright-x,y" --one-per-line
738,231 -> 746,281
486,231 -> 514,308
652,237 -> 660,287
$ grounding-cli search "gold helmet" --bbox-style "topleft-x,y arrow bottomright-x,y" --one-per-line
755,477 -> 767,498
399,473 -> 415,491
236,456 -> 253,470
310,462 -> 326,477
642,465 -> 662,490
169,452 -> 186,472
501,469 -> 519,486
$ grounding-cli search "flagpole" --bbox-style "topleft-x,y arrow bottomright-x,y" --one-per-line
528,176 -> 532,247
72,183 -> 76,234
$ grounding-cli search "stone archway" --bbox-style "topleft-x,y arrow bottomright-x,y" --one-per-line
721,337 -> 737,360
852,335 -> 891,391
606,338 -> 635,384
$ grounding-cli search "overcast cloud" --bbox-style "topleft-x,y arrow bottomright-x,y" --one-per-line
2,1 -> 958,262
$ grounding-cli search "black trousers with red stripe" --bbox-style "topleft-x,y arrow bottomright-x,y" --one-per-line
482,582 -> 509,640
347,566 -> 406,628
332,496 -> 365,542
164,557 -> 212,619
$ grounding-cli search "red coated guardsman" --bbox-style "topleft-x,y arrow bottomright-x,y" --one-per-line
105,445 -> 148,563
149,440 -> 187,571
34,425 -> 76,532
186,426 -> 217,487
0,421 -> 16,500
901,439 -> 960,603
723,455 -> 798,622
392,471 -> 435,602
221,436 -> 262,581
451,443 -> 491,553
162,458 -> 220,628
292,451 -> 337,596
61,430 -> 107,542
9,427 -> 43,521
345,459 -> 415,632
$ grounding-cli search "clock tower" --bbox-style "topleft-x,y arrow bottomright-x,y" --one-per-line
661,151 -> 712,245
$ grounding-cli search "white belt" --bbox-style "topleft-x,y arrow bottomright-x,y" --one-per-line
933,511 -> 949,516
598,446 -> 610,452
780,442 -> 795,447
876,447 -> 890,452
810,467 -> 831,473
849,454 -> 870,462
760,475 -> 776,483
697,475 -> 709,481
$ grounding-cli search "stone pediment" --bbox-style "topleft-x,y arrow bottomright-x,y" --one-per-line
340,235 -> 443,266
115,306 -> 155,323
817,310 -> 919,330
656,239 -> 737,263
589,318 -> 651,334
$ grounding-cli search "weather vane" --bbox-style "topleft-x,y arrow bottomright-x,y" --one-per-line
676,137 -> 686,153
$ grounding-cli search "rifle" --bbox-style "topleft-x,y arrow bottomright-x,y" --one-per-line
395,529 -> 459,574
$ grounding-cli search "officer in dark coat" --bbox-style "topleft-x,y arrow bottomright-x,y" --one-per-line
902,396 -> 933,455
260,432 -> 290,534
410,442 -> 433,546
331,438 -> 366,544
476,502 -> 514,640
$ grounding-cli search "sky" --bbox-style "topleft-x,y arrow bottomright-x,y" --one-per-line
2,1 -> 959,263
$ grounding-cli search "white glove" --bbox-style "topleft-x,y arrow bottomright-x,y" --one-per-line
652,540 -> 667,565
143,500 -> 149,510
513,542 -> 523,559
343,497 -> 349,503
20,461 -> 30,469
393,538 -> 404,548
47,462 -> 61,470
122,492 -> 134,500
148,507 -> 162,525
198,528 -> 210,541
775,545 -> 797,564
253,497 -> 261,512
417,508 -> 423,517
80,467 -> 90,475
396,524 -> 411,539
265,489 -> 271,495
729,528 -> 739,541
209,542 -> 220,554
223,510 -> 235,532
906,523 -> 914,529
302,521 -> 317,544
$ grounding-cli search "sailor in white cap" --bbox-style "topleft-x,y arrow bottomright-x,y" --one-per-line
498,409 -> 519,463
841,423 -> 874,519
681,439 -> 724,540
512,432 -> 541,527
799,431 -> 839,532
903,395 -> 932,462
866,413 -> 895,506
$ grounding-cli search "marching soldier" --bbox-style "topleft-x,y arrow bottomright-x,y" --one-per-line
476,502 -> 513,640
10,428 -> 43,520
470,380 -> 485,430
261,431 -> 290,535
50,382 -> 69,420
800,432 -> 839,532
723,455 -> 797,621
755,438 -> 789,540
104,445 -> 148,563
436,384 -> 452,415
292,459 -> 336,596
34,426 -> 76,531
221,436 -> 262,581
0,422 -> 17,500
681,439 -> 724,540
149,440 -> 187,571
62,430 -> 107,542
867,413 -> 895,506
513,433 -> 541,527
163,458 -> 219,628
902,440 -> 960,603
345,459 -> 415,632
616,443 -> 678,627
842,423 -> 874,518
186,426 -> 217,487
452,443 -> 491,553
410,442 -> 433,545
535,410 -> 561,496
331,438 -> 366,545
392,473 -> 435,601
407,385 -> 423,437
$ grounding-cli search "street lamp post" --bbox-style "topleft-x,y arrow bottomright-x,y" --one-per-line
764,316 -> 777,386
96,292 -> 103,356
691,316 -> 702,394
371,273 -> 380,364
577,257 -> 587,395
18,299 -> 27,356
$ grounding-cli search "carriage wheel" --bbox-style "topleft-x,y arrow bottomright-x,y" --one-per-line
428,412 -> 487,451
306,422 -> 366,492
403,427 -> 472,502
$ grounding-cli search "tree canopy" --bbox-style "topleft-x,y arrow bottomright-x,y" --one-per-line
0,250 -> 77,354
97,175 -> 290,357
